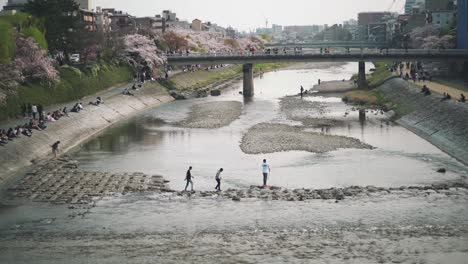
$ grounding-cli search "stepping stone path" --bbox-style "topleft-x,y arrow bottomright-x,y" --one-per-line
8,157 -> 170,205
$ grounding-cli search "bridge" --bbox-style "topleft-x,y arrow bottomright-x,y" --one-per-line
167,49 -> 468,97
265,41 -> 388,49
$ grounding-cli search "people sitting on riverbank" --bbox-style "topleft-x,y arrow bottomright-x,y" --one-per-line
71,103 -> 84,113
441,93 -> 452,101
71,103 -> 80,113
46,113 -> 56,122
0,129 -> 10,145
123,88 -> 134,96
460,94 -> 466,103
89,97 -> 104,106
421,85 -> 431,96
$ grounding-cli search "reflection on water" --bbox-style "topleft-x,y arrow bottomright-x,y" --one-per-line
74,63 -> 468,190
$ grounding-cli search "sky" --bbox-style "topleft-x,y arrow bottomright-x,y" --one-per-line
1,0 -> 406,31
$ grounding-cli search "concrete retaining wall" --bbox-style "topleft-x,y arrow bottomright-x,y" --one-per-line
377,78 -> 468,165
0,84 -> 174,190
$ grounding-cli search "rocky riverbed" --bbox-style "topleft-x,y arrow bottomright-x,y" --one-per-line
240,123 -> 373,154
6,157 -> 170,205
176,101 -> 243,128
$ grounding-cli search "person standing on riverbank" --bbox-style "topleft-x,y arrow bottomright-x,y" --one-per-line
300,86 -> 304,99
262,159 -> 271,188
215,168 -> 224,191
31,104 -> 38,120
51,141 -> 60,158
184,166 -> 194,192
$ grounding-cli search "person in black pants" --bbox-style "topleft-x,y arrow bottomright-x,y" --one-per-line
215,168 -> 224,191
184,166 -> 194,192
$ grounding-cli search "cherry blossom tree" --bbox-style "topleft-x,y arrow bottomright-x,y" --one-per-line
163,27 -> 269,54
409,24 -> 441,48
14,37 -> 58,83
421,35 -> 456,49
120,34 -> 166,72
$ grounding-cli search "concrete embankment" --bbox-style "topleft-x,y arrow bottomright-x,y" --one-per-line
376,78 -> 468,165
0,83 -> 174,190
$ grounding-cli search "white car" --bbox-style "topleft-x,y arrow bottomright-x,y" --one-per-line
70,54 -> 80,63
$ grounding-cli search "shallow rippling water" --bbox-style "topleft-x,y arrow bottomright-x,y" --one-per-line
73,62 -> 468,190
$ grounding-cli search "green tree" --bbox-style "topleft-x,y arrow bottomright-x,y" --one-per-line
24,0 -> 80,55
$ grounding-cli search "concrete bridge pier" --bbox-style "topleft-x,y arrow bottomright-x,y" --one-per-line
358,61 -> 368,89
243,63 -> 254,97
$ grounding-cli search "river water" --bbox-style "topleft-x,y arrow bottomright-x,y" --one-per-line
2,62 -> 468,264
73,62 -> 467,191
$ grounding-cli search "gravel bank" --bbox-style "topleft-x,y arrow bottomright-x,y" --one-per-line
280,95 -> 335,125
240,123 -> 373,154
311,80 -> 356,93
177,101 -> 243,128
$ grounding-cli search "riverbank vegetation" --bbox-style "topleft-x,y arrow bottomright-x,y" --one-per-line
163,63 -> 287,91
367,61 -> 393,87
0,62 -> 133,120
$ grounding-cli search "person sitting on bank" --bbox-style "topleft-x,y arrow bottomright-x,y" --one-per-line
441,93 -> 451,101
71,103 -> 80,113
21,126 -> 32,137
123,88 -> 134,96
62,107 -> 69,116
421,85 -> 431,96
46,113 -> 56,122
6,127 -> 16,140
460,94 -> 466,103
38,119 -> 47,130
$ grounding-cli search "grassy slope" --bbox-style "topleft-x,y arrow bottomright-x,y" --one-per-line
168,63 -> 287,90
367,61 -> 392,87
0,63 -> 133,120
0,12 -> 47,64
0,21 -> 15,64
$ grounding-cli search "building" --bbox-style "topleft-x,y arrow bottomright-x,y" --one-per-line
458,0 -> 468,48
134,15 -> 169,32
431,11 -> 455,27
226,27 -> 237,38
405,0 -> 415,14
95,7 -> 111,33
75,0 -> 93,11
171,20 -> 191,30
162,10 -> 177,22
272,24 -> 283,34
283,25 -> 319,34
80,8 -> 97,31
425,0 -> 455,11
358,12 -> 391,26
368,23 -> 387,42
191,19 -> 202,31
103,9 -> 135,34
405,0 -> 426,14
3,0 -> 27,11
399,14 -> 426,34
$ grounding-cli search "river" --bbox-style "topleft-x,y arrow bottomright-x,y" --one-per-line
2,62 -> 468,264
73,62 -> 468,190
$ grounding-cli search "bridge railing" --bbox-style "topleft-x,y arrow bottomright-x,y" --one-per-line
167,49 -> 468,59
